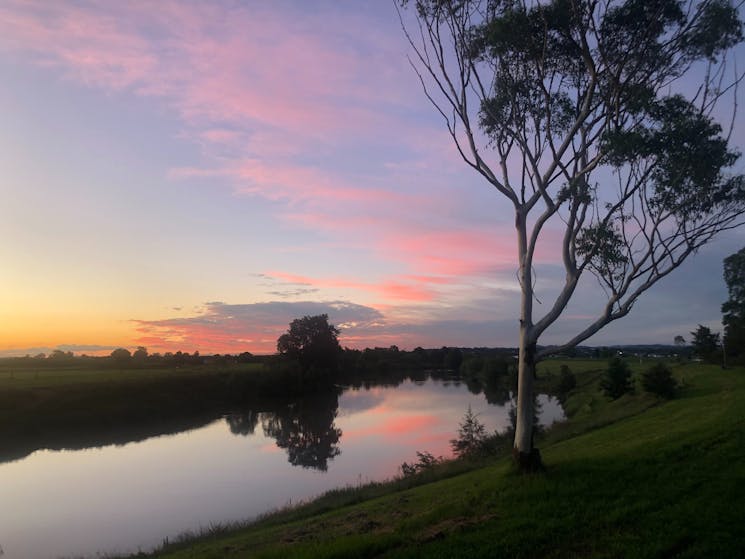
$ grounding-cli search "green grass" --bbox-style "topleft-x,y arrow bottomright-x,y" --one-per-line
137,361 -> 745,558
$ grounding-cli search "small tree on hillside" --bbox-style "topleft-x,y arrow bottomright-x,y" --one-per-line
277,314 -> 341,374
641,363 -> 678,399
601,357 -> 633,399
400,0 -> 745,469
451,405 -> 488,457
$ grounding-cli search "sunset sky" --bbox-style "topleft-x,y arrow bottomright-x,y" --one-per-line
1,1 -> 744,356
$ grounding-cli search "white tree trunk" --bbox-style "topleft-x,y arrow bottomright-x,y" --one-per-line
513,211 -> 541,469
514,328 -> 535,454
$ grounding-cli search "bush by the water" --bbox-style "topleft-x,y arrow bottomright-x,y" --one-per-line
641,363 -> 678,399
601,357 -> 633,399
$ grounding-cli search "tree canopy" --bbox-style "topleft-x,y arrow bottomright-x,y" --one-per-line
691,324 -> 720,361
722,247 -> 745,359
277,314 -> 341,374
400,0 -> 744,467
110,348 -> 132,364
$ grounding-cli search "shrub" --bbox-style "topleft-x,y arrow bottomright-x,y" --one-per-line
601,357 -> 633,400
400,451 -> 442,477
641,363 -> 678,399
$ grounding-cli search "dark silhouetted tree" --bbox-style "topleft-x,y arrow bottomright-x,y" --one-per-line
722,247 -> 745,359
690,324 -> 720,361
237,351 -> 254,363
132,346 -> 148,362
110,348 -> 132,365
277,314 -> 341,374
400,0 -> 744,469
674,335 -> 686,347
49,349 -> 73,361
601,357 -> 633,399
444,347 -> 464,370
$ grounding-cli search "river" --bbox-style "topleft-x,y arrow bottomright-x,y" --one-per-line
0,377 -> 564,559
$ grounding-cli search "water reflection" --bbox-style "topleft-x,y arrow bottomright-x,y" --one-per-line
222,376 -> 562,473
229,389 -> 342,471
226,410 -> 260,436
0,376 -> 565,559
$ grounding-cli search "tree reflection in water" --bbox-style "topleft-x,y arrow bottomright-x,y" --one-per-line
226,410 -> 259,436
226,388 -> 342,471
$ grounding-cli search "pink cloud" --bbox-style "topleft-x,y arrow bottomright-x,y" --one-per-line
265,271 -> 440,303
0,0 -> 571,341
3,3 -> 456,192
0,1 -> 420,201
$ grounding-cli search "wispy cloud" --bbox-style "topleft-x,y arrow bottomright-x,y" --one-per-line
0,0 -> 526,295
264,271 -> 443,303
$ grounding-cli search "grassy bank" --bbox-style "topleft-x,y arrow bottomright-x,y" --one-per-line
138,361 -> 745,558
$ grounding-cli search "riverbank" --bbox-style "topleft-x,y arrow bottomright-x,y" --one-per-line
0,362 -> 326,463
136,361 -> 745,558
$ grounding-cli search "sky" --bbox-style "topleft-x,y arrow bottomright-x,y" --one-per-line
1,0 -> 744,356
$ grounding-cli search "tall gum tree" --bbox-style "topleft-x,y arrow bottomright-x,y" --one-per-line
722,246 -> 745,357
399,0 -> 745,470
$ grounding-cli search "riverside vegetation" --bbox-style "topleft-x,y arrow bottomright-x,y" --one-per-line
106,358 -> 743,558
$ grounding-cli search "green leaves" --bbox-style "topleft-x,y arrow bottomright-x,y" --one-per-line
684,0 -> 743,59
690,324 -> 720,361
722,247 -> 745,360
600,94 -> 744,221
577,222 -> 628,283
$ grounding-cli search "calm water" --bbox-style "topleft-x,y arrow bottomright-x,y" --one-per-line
0,378 -> 563,559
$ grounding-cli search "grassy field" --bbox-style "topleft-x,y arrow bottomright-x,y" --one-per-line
135,360 -> 745,558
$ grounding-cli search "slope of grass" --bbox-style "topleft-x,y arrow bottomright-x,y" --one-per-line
140,362 -> 745,558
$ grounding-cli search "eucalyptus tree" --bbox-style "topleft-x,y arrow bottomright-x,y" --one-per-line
399,0 -> 745,469
722,246 -> 745,357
